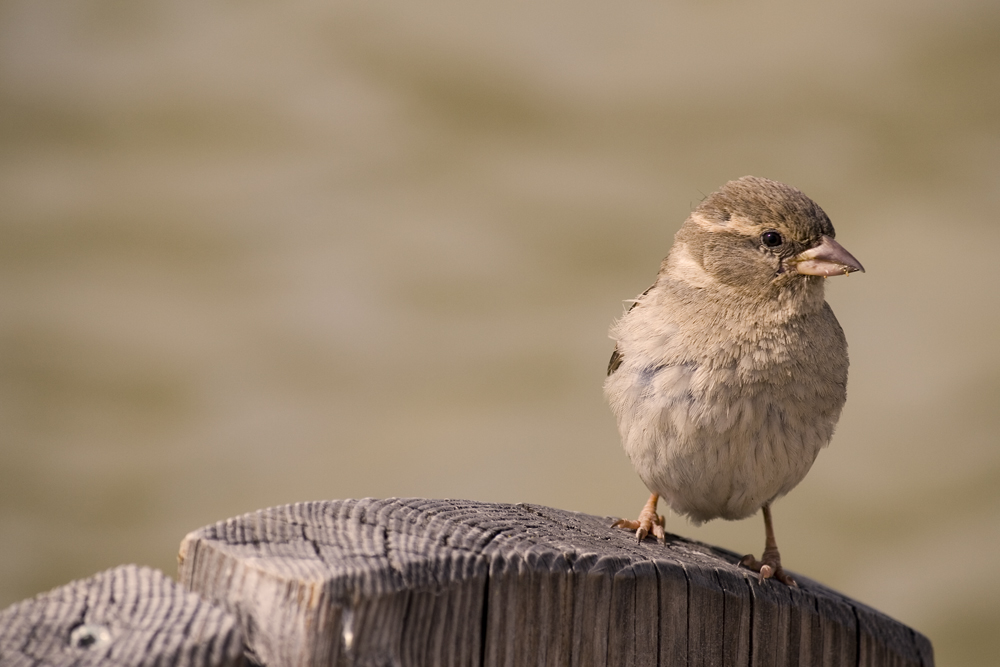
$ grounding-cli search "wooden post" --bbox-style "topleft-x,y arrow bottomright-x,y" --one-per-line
0,564 -> 245,667
178,498 -> 933,667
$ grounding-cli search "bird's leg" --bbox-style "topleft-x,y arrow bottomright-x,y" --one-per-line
612,493 -> 666,543
739,503 -> 797,586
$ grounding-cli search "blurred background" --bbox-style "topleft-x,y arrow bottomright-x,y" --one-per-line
1,1 -> 998,664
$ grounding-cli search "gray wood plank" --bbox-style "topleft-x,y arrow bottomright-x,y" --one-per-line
178,498 -> 933,667
0,564 -> 244,667
855,600 -> 931,667
653,558 -> 688,665
807,579 -> 859,667
715,565 -> 752,666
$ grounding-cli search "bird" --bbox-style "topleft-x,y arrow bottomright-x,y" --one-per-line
604,175 -> 863,586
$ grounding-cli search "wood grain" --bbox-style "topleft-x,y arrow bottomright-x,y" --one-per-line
178,498 -> 933,667
0,564 -> 245,667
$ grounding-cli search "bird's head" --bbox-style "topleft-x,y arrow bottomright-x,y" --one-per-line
669,176 -> 863,300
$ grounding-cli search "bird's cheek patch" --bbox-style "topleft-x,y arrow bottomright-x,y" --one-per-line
701,235 -> 768,287
668,243 -> 714,288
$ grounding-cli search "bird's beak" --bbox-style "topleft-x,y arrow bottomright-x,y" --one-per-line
792,235 -> 865,276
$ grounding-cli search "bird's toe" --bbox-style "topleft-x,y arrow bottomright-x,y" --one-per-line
739,552 -> 798,587
612,510 -> 665,544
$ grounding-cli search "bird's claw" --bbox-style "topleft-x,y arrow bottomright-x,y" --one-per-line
612,511 -> 665,544
739,552 -> 798,587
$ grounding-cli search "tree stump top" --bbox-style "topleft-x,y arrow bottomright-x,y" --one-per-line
0,564 -> 245,667
179,497 -> 932,667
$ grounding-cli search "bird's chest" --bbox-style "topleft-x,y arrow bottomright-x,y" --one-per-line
634,345 -> 808,437
612,318 -> 842,456
671,324 -> 835,425
612,341 -> 838,521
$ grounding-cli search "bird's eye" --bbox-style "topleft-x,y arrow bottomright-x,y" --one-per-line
761,231 -> 783,248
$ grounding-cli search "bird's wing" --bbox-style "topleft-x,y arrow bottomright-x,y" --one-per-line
607,283 -> 657,377
607,347 -> 624,376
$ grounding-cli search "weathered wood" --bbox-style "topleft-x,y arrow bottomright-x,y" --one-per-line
178,498 -> 933,667
0,564 -> 245,667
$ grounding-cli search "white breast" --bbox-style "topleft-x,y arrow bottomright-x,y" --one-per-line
607,359 -> 832,522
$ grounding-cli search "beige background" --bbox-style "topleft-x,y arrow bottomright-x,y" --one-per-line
1,1 -> 998,664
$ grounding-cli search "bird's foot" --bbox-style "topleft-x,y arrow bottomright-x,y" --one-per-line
612,499 -> 665,543
739,549 -> 798,587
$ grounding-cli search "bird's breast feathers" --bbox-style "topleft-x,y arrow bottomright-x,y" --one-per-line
604,293 -> 847,521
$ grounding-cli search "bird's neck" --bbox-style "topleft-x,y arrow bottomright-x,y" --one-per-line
660,265 -> 828,332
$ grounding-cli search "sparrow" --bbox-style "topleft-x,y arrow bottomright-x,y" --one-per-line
604,176 -> 863,586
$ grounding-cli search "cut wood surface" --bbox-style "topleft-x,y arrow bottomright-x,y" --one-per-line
0,564 -> 245,667
178,498 -> 933,667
